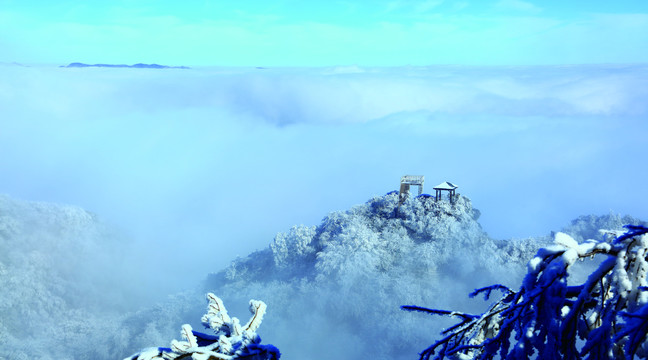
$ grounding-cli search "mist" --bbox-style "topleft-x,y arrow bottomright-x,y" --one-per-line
1,63 -> 646,298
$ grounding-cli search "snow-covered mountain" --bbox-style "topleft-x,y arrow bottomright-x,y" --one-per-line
187,192 -> 544,359
0,195 -> 145,359
128,193 -> 647,360
0,193 -> 644,359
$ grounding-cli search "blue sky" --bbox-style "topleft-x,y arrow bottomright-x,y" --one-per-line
2,0 -> 647,66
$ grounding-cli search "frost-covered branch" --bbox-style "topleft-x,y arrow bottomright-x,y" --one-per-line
124,293 -> 280,360
403,225 -> 648,360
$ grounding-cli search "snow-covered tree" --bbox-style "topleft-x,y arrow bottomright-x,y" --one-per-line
403,225 -> 648,360
124,293 -> 280,360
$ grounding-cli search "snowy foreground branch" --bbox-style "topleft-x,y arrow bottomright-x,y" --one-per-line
403,225 -> 648,360
125,293 -> 281,360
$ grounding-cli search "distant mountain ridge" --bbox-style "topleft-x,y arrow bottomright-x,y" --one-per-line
62,62 -> 189,69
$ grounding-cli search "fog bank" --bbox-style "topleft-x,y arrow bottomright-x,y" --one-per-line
0,64 -> 646,288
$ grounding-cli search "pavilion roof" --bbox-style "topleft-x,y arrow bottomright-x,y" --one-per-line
433,181 -> 458,190
401,175 -> 424,185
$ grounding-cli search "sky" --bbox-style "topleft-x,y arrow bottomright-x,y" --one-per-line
1,0 -> 648,66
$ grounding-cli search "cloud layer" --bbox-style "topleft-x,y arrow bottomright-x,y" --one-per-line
0,64 -> 646,286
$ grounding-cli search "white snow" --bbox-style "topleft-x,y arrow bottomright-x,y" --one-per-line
554,232 -> 579,250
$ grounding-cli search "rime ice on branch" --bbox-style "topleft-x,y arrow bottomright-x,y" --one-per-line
402,225 -> 648,360
124,293 -> 280,360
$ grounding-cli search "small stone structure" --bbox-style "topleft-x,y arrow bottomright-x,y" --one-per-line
399,175 -> 425,204
433,181 -> 458,202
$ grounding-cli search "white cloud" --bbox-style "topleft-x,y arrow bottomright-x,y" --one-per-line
0,64 -> 646,277
495,0 -> 542,13
416,0 -> 445,13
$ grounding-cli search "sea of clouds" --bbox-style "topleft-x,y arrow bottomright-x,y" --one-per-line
0,62 -> 647,359
0,63 -> 646,293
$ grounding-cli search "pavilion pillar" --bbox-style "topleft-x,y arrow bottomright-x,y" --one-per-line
399,183 -> 410,205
